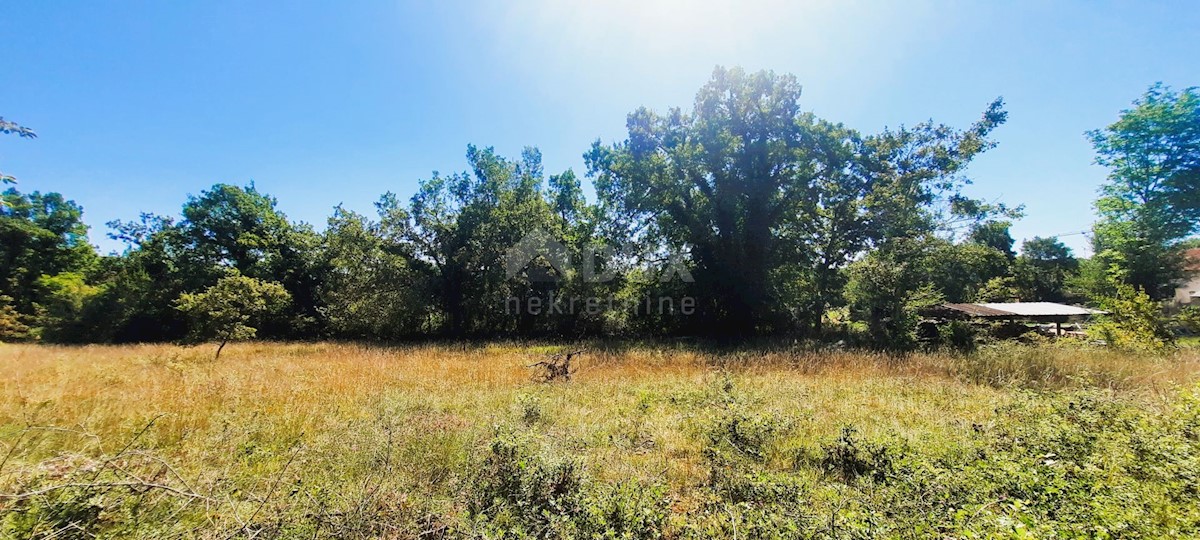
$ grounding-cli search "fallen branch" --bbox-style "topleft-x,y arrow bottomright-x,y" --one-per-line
0,481 -> 213,501
527,350 -> 582,382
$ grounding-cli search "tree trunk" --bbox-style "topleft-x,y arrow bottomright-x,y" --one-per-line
215,338 -> 228,360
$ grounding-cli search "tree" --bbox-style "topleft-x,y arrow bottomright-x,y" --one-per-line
0,294 -> 31,341
179,184 -> 322,332
403,146 -> 606,337
1089,278 -> 1175,352
1088,83 -> 1200,299
0,189 -> 97,331
588,66 -> 1010,336
1014,236 -> 1078,302
175,274 -> 290,359
318,198 -> 432,338
844,243 -> 945,350
101,184 -> 322,342
969,220 -> 1016,259
35,271 -> 103,342
0,117 -> 37,186
844,234 -> 1009,346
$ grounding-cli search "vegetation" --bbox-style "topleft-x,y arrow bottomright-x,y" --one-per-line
2,69 -> 1198,535
1087,84 -> 1200,300
1,342 -> 1198,538
0,117 -> 36,186
12,69 -> 1193,348
175,274 -> 291,359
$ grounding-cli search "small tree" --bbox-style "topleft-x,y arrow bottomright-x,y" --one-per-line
1089,278 -> 1175,352
175,274 -> 290,359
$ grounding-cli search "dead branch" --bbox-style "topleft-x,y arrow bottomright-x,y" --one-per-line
0,481 -> 212,501
527,350 -> 582,382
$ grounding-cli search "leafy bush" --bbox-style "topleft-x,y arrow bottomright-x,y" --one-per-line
937,319 -> 979,352
1090,280 -> 1175,352
175,273 -> 291,358
1175,306 -> 1200,336
819,426 -> 900,483
468,436 -> 669,539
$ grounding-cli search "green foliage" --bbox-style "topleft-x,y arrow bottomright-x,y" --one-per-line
819,425 -> 900,483
0,293 -> 31,341
98,184 -> 321,342
973,275 -> 1023,302
1176,306 -> 1200,335
318,199 -> 432,338
402,146 -> 612,337
1015,236 -> 1079,302
937,319 -> 979,352
0,116 -> 36,186
845,239 -> 950,349
0,189 -> 98,339
969,220 -> 1017,259
175,273 -> 290,357
34,272 -> 103,342
468,436 -> 669,538
1090,278 -> 1175,352
1088,83 -> 1200,299
588,66 -> 1009,335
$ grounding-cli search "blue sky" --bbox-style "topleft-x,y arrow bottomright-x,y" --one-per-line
2,1 -> 1197,255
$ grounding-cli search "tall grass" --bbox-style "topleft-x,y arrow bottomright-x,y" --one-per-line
1,341 -> 1198,537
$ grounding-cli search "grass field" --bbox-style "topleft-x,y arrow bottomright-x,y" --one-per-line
2,341 -> 1199,538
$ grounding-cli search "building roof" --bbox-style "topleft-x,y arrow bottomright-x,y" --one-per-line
940,303 -> 1014,317
935,302 -> 1104,319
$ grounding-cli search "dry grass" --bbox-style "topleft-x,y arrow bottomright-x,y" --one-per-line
1,341 -> 1199,537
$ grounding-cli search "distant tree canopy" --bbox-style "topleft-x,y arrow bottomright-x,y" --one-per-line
1,69 -> 1194,347
1015,236 -> 1078,303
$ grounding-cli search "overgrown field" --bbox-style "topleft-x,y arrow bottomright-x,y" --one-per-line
2,342 -> 1199,538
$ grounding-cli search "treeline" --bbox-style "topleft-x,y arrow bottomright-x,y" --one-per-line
1,68 -> 1197,347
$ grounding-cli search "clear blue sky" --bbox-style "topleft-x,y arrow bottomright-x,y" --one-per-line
2,1 -> 1197,255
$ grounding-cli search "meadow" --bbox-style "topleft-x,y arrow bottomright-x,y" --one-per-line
1,341 -> 1199,538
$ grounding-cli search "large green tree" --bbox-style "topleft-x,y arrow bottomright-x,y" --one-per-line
1088,83 -> 1200,299
587,67 -> 1010,336
1014,236 -> 1078,302
0,189 -> 97,332
319,197 -> 432,339
402,146 -> 610,337
98,184 -> 322,341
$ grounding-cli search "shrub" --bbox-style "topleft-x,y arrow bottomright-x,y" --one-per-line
1090,280 -> 1174,352
937,320 -> 979,352
819,426 -> 900,483
468,436 -> 670,539
175,273 -> 291,359
0,293 -> 31,341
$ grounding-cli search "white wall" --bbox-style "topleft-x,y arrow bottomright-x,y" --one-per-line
1176,275 -> 1200,305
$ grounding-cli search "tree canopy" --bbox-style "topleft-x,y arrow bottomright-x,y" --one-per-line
1088,84 -> 1200,299
587,67 -> 1011,336
1,69 -> 1195,348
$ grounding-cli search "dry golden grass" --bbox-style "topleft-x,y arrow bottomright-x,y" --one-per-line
1,340 -> 1198,537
